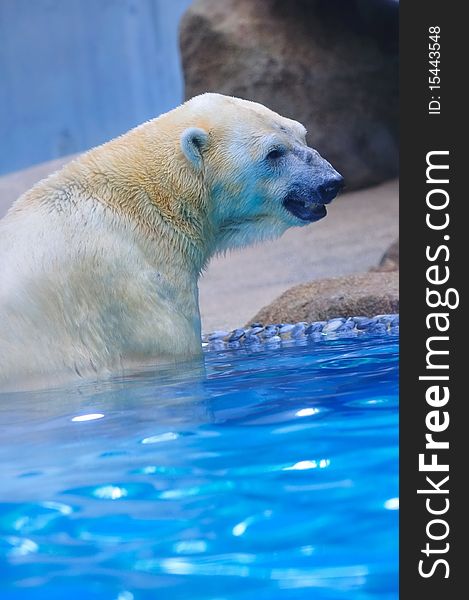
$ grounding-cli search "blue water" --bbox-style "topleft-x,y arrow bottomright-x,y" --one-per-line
0,334 -> 398,600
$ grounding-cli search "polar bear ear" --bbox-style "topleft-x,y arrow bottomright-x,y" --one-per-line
180,127 -> 209,169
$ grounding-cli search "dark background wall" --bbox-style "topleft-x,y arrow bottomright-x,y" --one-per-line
0,0 -> 192,176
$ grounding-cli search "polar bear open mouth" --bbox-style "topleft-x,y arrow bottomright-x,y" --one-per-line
283,196 -> 327,222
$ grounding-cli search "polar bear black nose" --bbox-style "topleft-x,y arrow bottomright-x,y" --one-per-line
317,175 -> 345,204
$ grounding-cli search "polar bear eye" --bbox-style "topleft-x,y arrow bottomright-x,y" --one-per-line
266,148 -> 285,161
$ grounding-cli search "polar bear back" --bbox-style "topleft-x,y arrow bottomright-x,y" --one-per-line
0,194 -> 201,388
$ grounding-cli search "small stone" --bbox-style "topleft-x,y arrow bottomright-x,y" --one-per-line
244,334 -> 261,345
263,325 -> 279,338
208,330 -> 230,341
265,335 -> 282,344
209,340 -> 226,351
337,319 -> 355,332
250,322 -> 263,328
375,314 -> 395,324
291,323 -> 307,338
279,324 -> 295,335
246,326 -> 264,336
367,322 -> 387,334
226,328 -> 245,342
305,321 -> 326,335
323,318 -> 346,334
341,329 -> 359,338
354,317 -> 374,330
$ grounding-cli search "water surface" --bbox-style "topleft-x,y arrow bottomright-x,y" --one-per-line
0,335 -> 398,599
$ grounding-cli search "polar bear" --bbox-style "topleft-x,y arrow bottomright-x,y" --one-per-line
0,93 -> 343,390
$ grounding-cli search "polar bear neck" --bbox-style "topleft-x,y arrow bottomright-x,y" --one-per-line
17,135 -> 217,277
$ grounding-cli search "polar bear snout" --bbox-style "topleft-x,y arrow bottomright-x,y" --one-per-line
303,149 -> 344,204
282,151 -> 344,223
316,172 -> 344,204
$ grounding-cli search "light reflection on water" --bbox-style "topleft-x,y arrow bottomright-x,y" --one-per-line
0,335 -> 398,599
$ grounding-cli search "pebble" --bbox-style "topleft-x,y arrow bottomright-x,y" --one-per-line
305,321 -> 325,335
337,318 -> 355,332
375,314 -> 395,324
322,318 -> 346,334
244,334 -> 262,345
291,323 -> 307,338
279,324 -> 295,335
208,330 -> 230,341
354,317 -> 375,330
209,340 -> 226,351
246,326 -> 264,336
367,322 -> 388,334
265,335 -> 282,344
226,328 -> 246,342
263,326 -> 279,338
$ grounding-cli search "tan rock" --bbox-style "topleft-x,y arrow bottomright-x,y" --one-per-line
248,271 -> 399,325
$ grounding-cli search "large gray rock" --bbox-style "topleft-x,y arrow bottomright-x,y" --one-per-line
249,271 -> 399,325
180,0 -> 398,190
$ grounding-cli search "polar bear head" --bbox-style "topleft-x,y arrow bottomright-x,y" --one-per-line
178,94 -> 344,252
